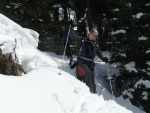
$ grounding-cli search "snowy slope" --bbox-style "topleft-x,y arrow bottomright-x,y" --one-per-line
0,13 -> 145,113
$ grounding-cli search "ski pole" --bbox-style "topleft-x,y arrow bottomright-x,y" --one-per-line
106,55 -> 114,100
59,25 -> 71,75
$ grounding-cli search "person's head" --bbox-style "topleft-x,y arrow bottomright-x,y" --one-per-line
62,25 -> 66,31
88,28 -> 98,41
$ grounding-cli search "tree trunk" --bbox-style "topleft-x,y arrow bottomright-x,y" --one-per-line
63,0 -> 68,21
53,7 -> 59,21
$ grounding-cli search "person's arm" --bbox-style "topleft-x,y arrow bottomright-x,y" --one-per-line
96,45 -> 104,59
95,42 -> 108,63
70,28 -> 81,41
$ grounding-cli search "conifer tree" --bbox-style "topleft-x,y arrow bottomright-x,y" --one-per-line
102,0 -> 150,112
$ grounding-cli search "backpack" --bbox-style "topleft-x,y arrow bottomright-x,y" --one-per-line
76,65 -> 84,76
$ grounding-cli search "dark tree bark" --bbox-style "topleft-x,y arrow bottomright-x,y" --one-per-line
53,7 -> 59,21
63,0 -> 68,21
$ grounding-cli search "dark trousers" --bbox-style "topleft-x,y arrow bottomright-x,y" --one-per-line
79,64 -> 96,93
63,42 -> 71,58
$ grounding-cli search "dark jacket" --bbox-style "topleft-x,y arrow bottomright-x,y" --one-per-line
59,30 -> 68,43
78,38 -> 106,68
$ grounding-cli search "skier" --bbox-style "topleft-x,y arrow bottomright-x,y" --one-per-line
70,26 -> 108,94
59,25 -> 71,58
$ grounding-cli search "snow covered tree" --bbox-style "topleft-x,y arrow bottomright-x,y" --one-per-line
102,0 -> 150,112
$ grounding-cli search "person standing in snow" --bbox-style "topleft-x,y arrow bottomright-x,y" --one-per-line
59,25 -> 71,58
70,27 -> 108,93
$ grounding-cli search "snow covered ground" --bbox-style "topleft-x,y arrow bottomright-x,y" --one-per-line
0,13 -> 146,113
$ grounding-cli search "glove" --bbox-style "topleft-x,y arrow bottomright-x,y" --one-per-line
70,61 -> 77,69
103,57 -> 108,63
